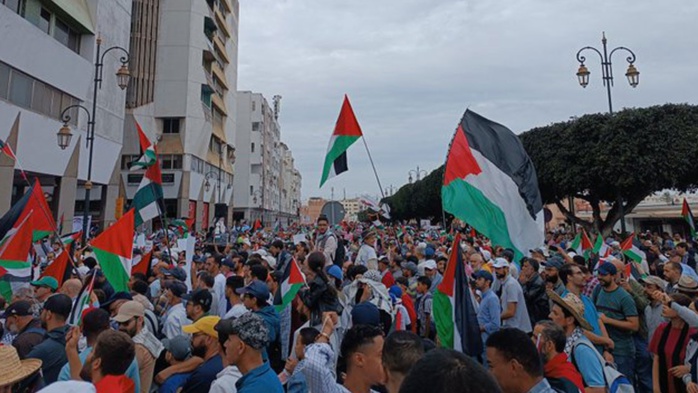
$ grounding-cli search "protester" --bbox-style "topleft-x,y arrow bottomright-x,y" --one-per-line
184,289 -> 213,322
532,321 -> 585,393
356,229 -> 378,270
493,258 -> 532,333
29,277 -> 58,304
2,300 -> 44,359
0,345 -> 42,393
279,327 -> 318,393
415,276 -> 434,340
204,254 -> 228,318
158,335 -> 193,393
237,279 -> 282,370
27,293 -> 72,384
314,215 -> 338,266
180,316 -> 224,393
381,330 -> 424,393
224,276 -> 248,320
518,257 -> 549,326
474,270 -> 500,357
161,281 -> 191,340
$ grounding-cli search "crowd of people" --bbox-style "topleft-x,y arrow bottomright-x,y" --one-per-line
2,215 -> 698,393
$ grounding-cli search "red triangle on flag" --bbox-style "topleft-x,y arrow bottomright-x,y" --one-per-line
15,179 -> 56,240
287,258 -> 304,285
41,248 -> 70,287
437,233 -> 462,296
135,121 -> 162,185
333,95 -> 364,138
132,249 -> 152,276
620,233 -> 635,251
0,212 -> 34,262
90,209 -> 135,259
581,230 -> 593,251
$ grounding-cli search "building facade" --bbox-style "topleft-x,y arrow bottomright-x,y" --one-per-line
120,0 -> 239,231
340,198 -> 360,222
233,91 -> 301,227
0,0 -> 132,232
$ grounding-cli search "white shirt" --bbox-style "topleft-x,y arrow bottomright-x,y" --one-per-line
223,303 -> 248,320
356,244 -> 377,269
162,302 -> 191,339
214,273 -> 227,318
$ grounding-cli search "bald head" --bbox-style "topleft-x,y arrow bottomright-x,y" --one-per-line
611,259 -> 625,275
60,279 -> 83,298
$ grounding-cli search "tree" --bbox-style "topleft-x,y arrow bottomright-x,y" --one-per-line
385,104 -> 698,235
519,104 -> 698,235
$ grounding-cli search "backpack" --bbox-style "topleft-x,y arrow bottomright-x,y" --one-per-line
333,237 -> 346,266
570,340 -> 634,393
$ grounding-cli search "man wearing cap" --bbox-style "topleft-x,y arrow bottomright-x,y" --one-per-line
3,300 -> 44,359
205,254 -> 228,318
181,316 -> 224,393
542,257 -> 565,296
423,259 -> 442,293
114,300 -> 163,393
159,335 -> 193,393
237,280 -> 281,367
162,281 -> 192,340
548,290 -> 606,393
474,270 -> 500,355
27,293 -> 72,384
493,257 -> 532,333
593,261 -> 639,384
185,288 -> 213,322
400,261 -> 418,297
216,313 -> 283,393
29,276 -> 58,304
641,275 -> 668,339
355,229 -> 378,270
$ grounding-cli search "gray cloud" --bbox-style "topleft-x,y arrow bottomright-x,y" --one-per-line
238,0 -> 698,201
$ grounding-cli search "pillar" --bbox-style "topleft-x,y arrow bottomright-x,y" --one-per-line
0,114 -> 20,213
56,135 -> 81,234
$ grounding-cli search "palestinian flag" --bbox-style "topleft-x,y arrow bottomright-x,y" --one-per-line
130,121 -> 164,227
131,249 -> 152,277
0,179 -> 56,242
441,110 -> 544,262
620,233 -> 646,264
91,209 -> 134,292
274,258 -> 304,312
570,230 -> 593,257
592,235 -> 611,258
67,273 -> 96,326
61,231 -> 82,246
683,198 -> 696,240
319,95 -> 363,188
0,138 -> 16,160
252,219 -> 262,232
433,233 -> 483,356
40,246 -> 72,287
0,213 -> 34,300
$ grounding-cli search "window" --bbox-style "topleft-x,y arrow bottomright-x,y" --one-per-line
31,81 -> 51,114
9,70 -> 32,108
252,122 -> 260,131
54,19 -> 80,53
0,63 -> 9,99
37,8 -> 50,34
210,137 -> 222,154
162,118 -> 181,134
251,101 -> 256,111
201,85 -> 213,107
250,186 -> 254,196
121,155 -> 140,170
1,0 -> 23,14
213,109 -> 224,130
251,142 -> 255,153
161,155 -> 183,170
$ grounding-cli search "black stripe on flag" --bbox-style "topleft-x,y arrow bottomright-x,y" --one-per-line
333,151 -> 349,176
455,244 -> 484,357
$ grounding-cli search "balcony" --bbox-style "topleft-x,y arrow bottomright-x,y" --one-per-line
211,93 -> 227,116
213,36 -> 230,64
214,9 -> 231,38
219,0 -> 233,14
211,63 -> 229,90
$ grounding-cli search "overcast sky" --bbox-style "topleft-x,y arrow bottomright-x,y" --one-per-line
237,1 -> 698,202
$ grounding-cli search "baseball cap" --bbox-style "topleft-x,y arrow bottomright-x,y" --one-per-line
1,300 -> 33,318
542,256 -> 564,270
492,258 -> 509,269
424,260 -> 437,270
529,247 -> 549,257
401,262 -> 418,275
113,300 -> 145,323
42,294 -> 73,319
221,258 -> 235,269
163,267 -> 187,282
162,335 -> 191,361
235,280 -> 270,300
327,265 -> 343,281
351,301 -> 381,327
597,262 -> 617,276
474,270 -> 494,282
165,280 -> 188,298
183,289 -> 213,312
30,276 -> 58,291
182,315 -> 221,338
100,292 -> 133,310
216,313 -> 269,350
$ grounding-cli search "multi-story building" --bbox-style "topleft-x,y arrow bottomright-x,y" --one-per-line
300,197 -> 326,225
0,0 -> 132,231
340,198 -> 361,222
119,0 -> 239,231
233,91 -> 301,226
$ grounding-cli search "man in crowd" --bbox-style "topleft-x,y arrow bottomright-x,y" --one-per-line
356,229 -> 378,270
114,300 -> 163,393
27,293 -> 72,384
532,321 -> 585,393
640,275 -> 668,339
181,316 -> 224,393
314,215 -> 337,266
474,270 -> 500,357
378,256 -> 395,288
2,300 -> 44,358
237,280 -> 281,366
185,288 -> 213,322
663,261 -> 682,294
223,275 -> 248,320
494,258 -> 532,333
593,261 -> 639,384
542,257 -> 565,295
30,277 -> 58,304
486,328 -> 557,393
205,254 -> 228,318
424,260 -> 443,293
158,335 -> 193,393
518,257 -> 549,326
381,331 -> 425,393
269,239 -> 293,274
161,280 -> 191,340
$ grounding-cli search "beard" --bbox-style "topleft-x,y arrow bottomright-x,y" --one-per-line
191,343 -> 207,358
6,322 -> 19,334
545,274 -> 559,284
119,325 -> 137,338
80,356 -> 93,382
495,273 -> 506,280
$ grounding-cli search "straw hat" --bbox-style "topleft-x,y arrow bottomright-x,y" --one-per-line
0,345 -> 42,387
547,290 -> 593,331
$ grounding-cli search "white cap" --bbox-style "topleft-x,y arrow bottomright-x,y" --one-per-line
424,260 -> 437,270
492,258 -> 509,268
253,249 -> 268,257
481,250 -> 492,262
264,255 -> 277,269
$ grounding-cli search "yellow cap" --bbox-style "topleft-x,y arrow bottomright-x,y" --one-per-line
182,315 -> 221,339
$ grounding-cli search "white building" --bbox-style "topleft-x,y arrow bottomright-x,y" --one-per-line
0,0 -> 132,231
233,92 -> 301,226
120,0 -> 239,231
341,198 -> 360,222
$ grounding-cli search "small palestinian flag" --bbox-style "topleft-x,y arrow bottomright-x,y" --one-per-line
274,258 -> 304,312
620,233 -> 646,264
683,198 -> 696,240
0,138 -> 16,160
41,246 -> 72,288
68,273 -> 96,326
592,235 -> 611,258
91,209 -> 134,292
130,121 -> 164,227
570,230 -> 593,257
61,231 -> 82,246
319,95 -> 363,188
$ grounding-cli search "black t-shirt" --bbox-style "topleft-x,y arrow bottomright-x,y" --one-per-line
181,354 -> 224,393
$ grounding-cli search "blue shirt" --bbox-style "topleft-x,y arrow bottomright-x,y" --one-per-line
159,372 -> 192,393
527,378 -> 557,393
681,263 -> 698,281
236,361 -> 283,393
561,289 -> 601,335
477,289 -> 501,343
182,354 -> 224,393
58,346 -> 141,393
570,338 -> 605,388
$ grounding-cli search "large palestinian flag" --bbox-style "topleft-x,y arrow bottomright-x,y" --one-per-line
130,121 -> 164,227
442,110 -> 544,260
0,213 -> 34,299
0,179 -> 56,242
319,95 -> 363,188
433,233 -> 482,356
91,209 -> 134,292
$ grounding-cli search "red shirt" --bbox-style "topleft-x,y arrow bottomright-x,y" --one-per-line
95,375 -> 135,393
544,353 -> 585,393
381,270 -> 395,288
401,293 -> 417,333
649,322 -> 697,393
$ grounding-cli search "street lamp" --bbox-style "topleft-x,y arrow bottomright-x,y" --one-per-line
385,185 -> 396,196
204,171 -> 222,199
575,32 -> 638,234
408,166 -> 427,184
56,37 -> 129,245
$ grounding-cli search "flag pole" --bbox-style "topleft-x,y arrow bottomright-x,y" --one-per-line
360,136 -> 385,200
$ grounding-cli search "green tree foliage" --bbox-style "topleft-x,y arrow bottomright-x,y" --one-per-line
385,104 -> 698,235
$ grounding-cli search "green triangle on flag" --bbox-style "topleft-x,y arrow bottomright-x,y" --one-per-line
275,258 -> 304,312
91,209 -> 135,292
